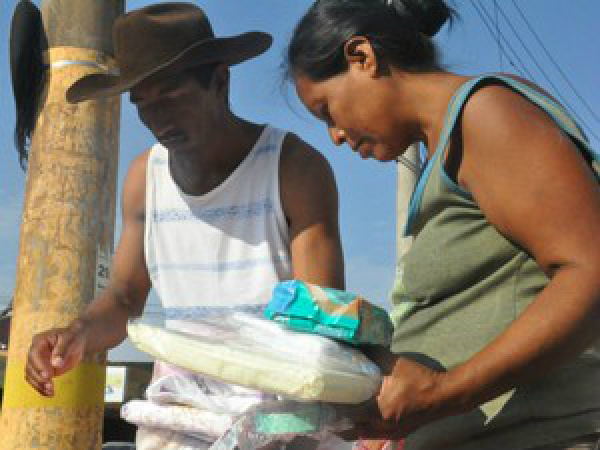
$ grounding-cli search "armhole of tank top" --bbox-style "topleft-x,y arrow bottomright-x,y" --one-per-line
488,75 -> 600,178
273,129 -> 290,244
403,77 -> 484,236
437,77 -> 496,202
440,74 -> 599,192
143,145 -> 157,273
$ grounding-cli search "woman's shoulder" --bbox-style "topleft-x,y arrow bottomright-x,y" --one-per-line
457,72 -> 560,112
459,74 -> 556,138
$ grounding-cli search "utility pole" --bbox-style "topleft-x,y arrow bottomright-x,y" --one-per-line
390,145 -> 420,323
1,1 -> 124,449
396,145 -> 420,262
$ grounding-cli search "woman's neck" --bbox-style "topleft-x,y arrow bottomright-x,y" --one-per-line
392,71 -> 470,158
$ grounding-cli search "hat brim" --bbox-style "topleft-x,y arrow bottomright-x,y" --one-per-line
66,31 -> 272,103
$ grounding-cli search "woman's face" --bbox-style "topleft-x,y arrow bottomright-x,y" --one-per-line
294,68 -> 406,162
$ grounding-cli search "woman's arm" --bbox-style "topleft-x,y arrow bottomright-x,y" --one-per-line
346,83 -> 600,439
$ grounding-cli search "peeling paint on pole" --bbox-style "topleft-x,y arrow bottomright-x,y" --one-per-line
1,0 -> 124,447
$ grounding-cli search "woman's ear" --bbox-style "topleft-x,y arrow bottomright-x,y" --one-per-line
343,36 -> 378,75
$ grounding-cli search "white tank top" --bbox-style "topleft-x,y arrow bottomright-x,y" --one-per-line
144,126 -> 292,330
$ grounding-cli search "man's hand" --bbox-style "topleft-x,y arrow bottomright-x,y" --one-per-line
25,321 -> 88,397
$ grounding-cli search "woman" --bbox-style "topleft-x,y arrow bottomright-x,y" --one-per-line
284,1 -> 600,449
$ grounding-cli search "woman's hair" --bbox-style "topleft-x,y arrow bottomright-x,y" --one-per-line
284,0 -> 456,81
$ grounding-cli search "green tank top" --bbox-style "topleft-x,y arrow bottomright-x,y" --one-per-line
391,75 -> 600,450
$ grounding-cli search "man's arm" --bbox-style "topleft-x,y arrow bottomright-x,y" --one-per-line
74,149 -> 152,354
280,133 -> 345,289
25,150 -> 152,396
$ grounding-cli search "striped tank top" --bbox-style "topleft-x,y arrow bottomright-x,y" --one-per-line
144,125 -> 292,331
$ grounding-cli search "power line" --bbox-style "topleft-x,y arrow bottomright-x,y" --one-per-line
492,0 -> 502,68
470,1 -> 533,79
492,4 -> 581,117
510,0 -> 600,127
474,1 -> 600,144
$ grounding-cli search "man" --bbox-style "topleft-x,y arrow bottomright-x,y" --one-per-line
25,3 -> 344,448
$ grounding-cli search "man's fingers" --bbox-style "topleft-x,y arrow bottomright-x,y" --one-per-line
27,332 -> 56,379
25,328 -> 73,396
25,363 -> 54,397
25,362 -> 46,386
50,328 -> 81,372
26,331 -> 59,396
51,332 -> 69,368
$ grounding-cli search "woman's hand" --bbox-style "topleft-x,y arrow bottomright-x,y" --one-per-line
337,349 -> 449,440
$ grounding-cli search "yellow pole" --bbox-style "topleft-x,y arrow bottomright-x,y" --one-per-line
1,1 -> 124,448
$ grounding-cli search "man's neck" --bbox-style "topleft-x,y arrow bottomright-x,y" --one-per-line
168,119 -> 264,196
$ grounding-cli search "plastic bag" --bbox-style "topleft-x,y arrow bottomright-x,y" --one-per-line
122,399 -> 233,441
211,400 -> 355,450
136,426 -> 213,450
146,361 -> 271,415
123,361 -> 273,449
264,280 -> 393,346
127,313 -> 381,404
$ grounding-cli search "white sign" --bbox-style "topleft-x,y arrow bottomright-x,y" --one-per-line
95,249 -> 112,296
105,365 -> 127,403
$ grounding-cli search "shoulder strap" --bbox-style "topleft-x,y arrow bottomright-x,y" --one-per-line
435,73 -> 599,169
403,76 -> 485,236
403,74 -> 599,236
481,74 -> 599,166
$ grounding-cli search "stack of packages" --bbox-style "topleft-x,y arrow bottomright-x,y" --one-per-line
121,360 -> 273,449
123,280 -> 394,450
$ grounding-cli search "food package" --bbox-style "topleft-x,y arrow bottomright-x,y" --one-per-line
127,313 -> 381,404
144,360 -> 270,415
135,426 -> 213,450
264,280 -> 393,346
210,400 -> 355,450
121,399 -> 233,441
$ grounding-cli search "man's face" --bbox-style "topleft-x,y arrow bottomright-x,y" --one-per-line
129,69 -> 222,152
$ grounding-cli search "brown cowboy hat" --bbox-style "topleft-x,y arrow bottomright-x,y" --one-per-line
66,2 -> 272,103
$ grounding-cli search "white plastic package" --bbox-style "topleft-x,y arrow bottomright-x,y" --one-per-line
136,426 -> 213,450
126,359 -> 273,449
127,313 -> 381,404
145,361 -> 271,415
121,399 -> 234,441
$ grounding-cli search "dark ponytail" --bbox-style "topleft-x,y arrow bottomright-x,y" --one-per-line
10,0 -> 45,171
388,0 -> 454,38
285,0 -> 456,81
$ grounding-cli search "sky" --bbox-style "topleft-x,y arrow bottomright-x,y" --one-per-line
0,1 -> 599,339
